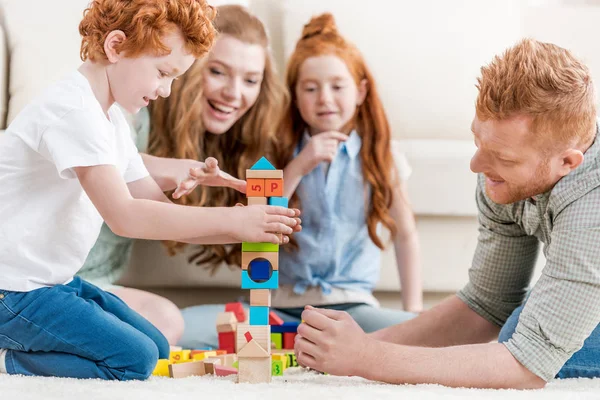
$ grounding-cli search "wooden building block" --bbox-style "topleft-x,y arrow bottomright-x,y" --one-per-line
283,332 -> 297,349
269,311 -> 283,326
271,359 -> 284,376
247,197 -> 267,206
215,365 -> 239,377
238,339 -> 270,358
268,196 -> 289,207
246,179 -> 265,197
271,354 -> 288,369
168,360 -> 206,378
152,359 -> 171,377
246,169 -> 283,179
241,242 -> 279,252
250,289 -> 271,306
204,358 -> 222,374
249,306 -> 269,325
169,349 -> 191,363
271,333 -> 282,350
242,251 -> 279,271
237,357 -> 272,384
216,311 -> 237,333
216,353 -> 237,368
169,345 -> 182,352
218,331 -> 236,353
225,302 -> 247,322
249,156 -> 276,171
236,324 -> 271,352
265,179 -> 283,196
241,270 -> 279,289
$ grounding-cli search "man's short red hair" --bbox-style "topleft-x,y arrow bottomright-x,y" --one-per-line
79,0 -> 216,62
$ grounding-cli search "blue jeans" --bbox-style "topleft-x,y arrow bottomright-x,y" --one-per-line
0,277 -> 169,380
179,302 -> 416,350
499,302 -> 600,379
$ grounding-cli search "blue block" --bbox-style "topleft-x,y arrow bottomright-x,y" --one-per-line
268,197 -> 289,208
250,156 -> 276,171
241,270 -> 279,289
270,321 -> 299,333
249,259 -> 271,281
250,306 -> 269,325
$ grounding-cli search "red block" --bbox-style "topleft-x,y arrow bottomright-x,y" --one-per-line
218,331 -> 235,350
283,332 -> 297,349
269,311 -> 284,326
215,365 -> 239,377
244,331 -> 253,342
225,302 -> 246,322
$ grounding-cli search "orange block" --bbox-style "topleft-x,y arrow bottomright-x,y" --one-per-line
265,179 -> 283,196
247,179 -> 265,197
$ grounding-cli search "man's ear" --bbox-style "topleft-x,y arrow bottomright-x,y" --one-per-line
104,30 -> 127,63
558,148 -> 584,176
357,79 -> 368,106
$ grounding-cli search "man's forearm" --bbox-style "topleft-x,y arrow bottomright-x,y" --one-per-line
370,295 -> 499,347
360,341 -> 545,389
395,232 -> 422,312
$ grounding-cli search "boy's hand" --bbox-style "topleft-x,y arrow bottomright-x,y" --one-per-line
230,205 -> 301,244
294,306 -> 375,376
297,131 -> 348,175
173,157 -> 246,199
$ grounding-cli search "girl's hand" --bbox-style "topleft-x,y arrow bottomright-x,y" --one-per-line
230,205 -> 302,244
173,157 -> 247,199
297,131 -> 348,175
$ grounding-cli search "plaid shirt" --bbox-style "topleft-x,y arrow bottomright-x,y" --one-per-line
457,130 -> 600,381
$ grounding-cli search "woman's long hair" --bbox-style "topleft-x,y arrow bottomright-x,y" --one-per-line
148,5 -> 289,270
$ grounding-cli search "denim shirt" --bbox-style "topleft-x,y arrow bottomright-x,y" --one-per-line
279,130 -> 382,296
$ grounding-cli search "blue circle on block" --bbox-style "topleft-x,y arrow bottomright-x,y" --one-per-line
248,258 -> 272,282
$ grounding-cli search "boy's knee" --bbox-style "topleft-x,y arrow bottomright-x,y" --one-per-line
116,336 -> 160,380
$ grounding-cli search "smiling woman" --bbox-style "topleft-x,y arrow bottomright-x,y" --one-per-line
76,4 -> 289,345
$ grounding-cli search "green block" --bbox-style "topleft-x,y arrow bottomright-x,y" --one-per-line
271,360 -> 284,376
271,333 -> 282,350
232,360 -> 238,369
242,242 -> 279,252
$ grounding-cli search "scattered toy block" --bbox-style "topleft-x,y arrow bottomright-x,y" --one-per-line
268,196 -> 289,207
169,349 -> 191,364
216,311 -> 237,332
271,359 -> 284,376
236,324 -> 271,352
168,360 -> 206,378
238,339 -> 270,358
271,354 -> 288,370
242,270 -> 279,289
215,365 -> 238,377
250,289 -> 271,307
283,332 -> 297,349
246,179 -> 265,197
192,350 -> 217,361
269,311 -> 284,326
225,302 -> 247,323
271,333 -> 282,350
270,321 -> 299,333
246,169 -> 283,179
250,306 -> 269,325
249,156 -> 276,171
242,251 -> 279,271
152,359 -> 171,377
204,358 -> 222,374
218,331 -> 236,353
238,357 -> 272,384
242,242 -> 279,252
265,179 -> 283,196
247,197 -> 267,205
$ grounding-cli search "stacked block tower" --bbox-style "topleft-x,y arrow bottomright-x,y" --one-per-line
236,157 -> 287,384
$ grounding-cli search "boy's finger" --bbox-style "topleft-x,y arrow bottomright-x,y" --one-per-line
205,157 -> 218,169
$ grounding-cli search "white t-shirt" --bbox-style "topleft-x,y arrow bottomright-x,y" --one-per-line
0,70 -> 148,292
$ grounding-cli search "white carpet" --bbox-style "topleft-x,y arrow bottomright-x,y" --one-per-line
1,368 -> 600,400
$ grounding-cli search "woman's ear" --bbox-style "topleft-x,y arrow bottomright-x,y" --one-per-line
104,30 -> 127,63
357,79 -> 368,106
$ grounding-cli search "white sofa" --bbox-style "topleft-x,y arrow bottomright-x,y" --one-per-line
3,0 -> 596,308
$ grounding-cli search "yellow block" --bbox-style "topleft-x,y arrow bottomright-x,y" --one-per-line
192,350 -> 217,361
271,354 -> 288,370
152,359 -> 171,377
170,349 -> 191,363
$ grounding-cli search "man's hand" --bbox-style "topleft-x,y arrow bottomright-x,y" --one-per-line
294,306 -> 375,376
173,157 -> 246,199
